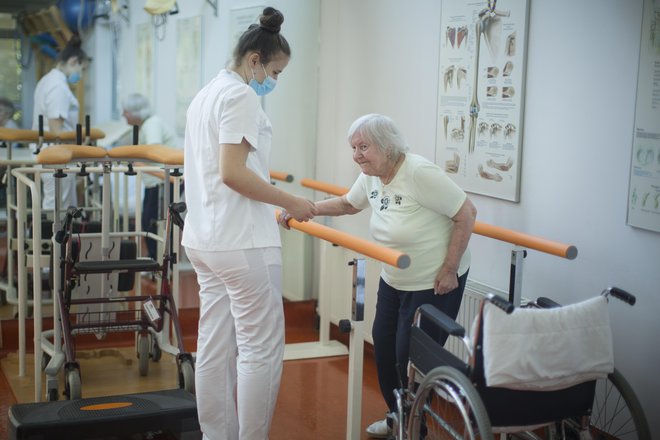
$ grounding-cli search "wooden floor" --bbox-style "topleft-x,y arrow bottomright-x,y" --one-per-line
0,296 -> 388,439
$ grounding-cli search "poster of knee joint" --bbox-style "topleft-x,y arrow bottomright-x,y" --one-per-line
436,0 -> 529,202
626,0 -> 660,233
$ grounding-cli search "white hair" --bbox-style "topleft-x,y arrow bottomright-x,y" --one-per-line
347,113 -> 409,156
121,93 -> 152,121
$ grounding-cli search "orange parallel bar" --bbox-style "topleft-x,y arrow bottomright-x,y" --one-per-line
300,178 -> 349,197
473,221 -> 577,259
270,170 -> 294,183
298,177 -> 577,260
275,210 -> 410,269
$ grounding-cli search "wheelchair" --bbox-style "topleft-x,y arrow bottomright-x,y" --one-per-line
392,287 -> 650,440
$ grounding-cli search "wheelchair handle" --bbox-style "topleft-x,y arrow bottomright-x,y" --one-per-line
487,293 -> 514,314
604,286 -> 636,306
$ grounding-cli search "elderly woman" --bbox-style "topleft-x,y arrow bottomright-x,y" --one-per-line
284,113 -> 476,438
121,93 -> 178,260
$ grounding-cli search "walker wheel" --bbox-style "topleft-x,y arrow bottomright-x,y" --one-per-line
179,359 -> 195,394
138,334 -> 150,376
65,369 -> 82,400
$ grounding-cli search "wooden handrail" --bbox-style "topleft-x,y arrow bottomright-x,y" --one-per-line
270,170 -> 294,183
0,127 -> 105,143
276,210 -> 410,269
298,177 -> 577,260
36,145 -> 108,164
52,128 -> 106,142
108,145 -> 183,166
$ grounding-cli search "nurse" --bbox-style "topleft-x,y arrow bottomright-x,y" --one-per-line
182,7 -> 317,440
32,35 -> 89,210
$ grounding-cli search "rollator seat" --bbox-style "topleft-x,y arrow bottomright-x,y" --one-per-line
74,258 -> 160,274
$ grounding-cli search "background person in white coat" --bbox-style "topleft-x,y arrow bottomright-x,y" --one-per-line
32,35 -> 89,210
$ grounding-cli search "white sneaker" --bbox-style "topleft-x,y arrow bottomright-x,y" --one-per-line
366,417 -> 392,438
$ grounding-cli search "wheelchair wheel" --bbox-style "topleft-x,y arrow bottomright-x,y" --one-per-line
564,368 -> 650,440
408,366 -> 493,440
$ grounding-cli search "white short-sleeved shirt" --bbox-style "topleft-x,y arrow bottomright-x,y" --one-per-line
139,115 -> 178,188
32,68 -> 79,133
32,68 -> 79,209
346,153 -> 470,291
181,69 -> 280,251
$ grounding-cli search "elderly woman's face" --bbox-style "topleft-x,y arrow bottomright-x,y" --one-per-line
350,132 -> 390,177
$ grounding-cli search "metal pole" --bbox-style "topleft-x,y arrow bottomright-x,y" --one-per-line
345,258 -> 365,440
508,247 -> 526,307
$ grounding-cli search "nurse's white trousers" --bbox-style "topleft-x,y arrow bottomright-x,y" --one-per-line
185,247 -> 285,440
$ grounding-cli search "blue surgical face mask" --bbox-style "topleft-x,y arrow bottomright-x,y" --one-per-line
67,71 -> 81,84
248,64 -> 277,96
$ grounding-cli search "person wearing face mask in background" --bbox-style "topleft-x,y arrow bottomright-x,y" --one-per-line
182,6 -> 317,440
32,35 -> 90,210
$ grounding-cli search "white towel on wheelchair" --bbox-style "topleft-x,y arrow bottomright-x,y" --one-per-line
482,296 -> 614,391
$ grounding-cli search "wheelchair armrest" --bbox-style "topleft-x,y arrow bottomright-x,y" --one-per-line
417,304 -> 465,337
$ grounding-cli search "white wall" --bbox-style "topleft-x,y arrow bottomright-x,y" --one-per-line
317,0 -> 659,435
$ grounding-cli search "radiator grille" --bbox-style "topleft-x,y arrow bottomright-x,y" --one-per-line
445,281 -> 525,361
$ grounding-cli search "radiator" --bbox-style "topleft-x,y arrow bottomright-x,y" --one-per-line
444,280 -> 520,361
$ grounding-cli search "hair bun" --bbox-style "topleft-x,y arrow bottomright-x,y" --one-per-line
68,34 -> 83,48
259,7 -> 283,33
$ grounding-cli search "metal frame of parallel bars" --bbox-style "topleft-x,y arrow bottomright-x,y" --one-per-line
12,163 -> 182,402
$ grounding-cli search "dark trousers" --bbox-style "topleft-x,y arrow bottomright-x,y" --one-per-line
372,271 -> 468,413
142,183 -> 183,260
142,186 -> 160,260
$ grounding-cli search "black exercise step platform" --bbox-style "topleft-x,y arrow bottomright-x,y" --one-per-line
8,389 -> 200,440
74,258 -> 161,274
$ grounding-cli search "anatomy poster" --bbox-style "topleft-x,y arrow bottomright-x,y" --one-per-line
627,0 -> 660,233
436,0 -> 529,202
176,16 -> 203,136
135,23 -> 153,104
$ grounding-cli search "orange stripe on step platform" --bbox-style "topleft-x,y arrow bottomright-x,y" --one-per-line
80,402 -> 134,411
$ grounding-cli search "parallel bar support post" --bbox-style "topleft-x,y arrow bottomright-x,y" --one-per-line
508,247 -> 526,307
346,258 -> 365,440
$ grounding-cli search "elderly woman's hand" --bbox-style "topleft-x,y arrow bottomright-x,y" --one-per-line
434,266 -> 459,295
278,210 -> 293,230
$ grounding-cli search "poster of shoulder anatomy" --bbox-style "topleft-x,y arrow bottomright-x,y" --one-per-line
436,0 -> 529,202
627,0 -> 660,233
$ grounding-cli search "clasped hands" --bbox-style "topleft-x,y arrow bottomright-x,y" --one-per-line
278,197 -> 317,230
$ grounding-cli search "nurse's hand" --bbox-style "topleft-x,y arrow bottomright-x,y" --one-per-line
285,196 -> 318,223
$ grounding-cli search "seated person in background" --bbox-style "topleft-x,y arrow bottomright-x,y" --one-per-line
0,98 -> 18,130
121,93 -> 179,260
0,97 -> 20,149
